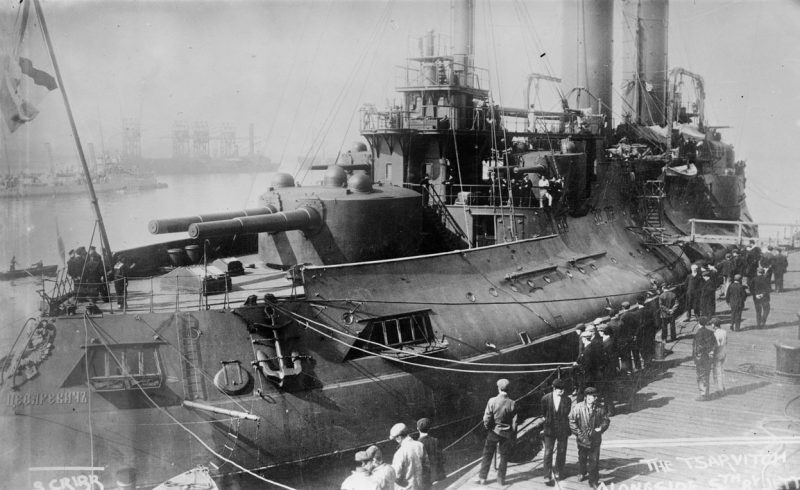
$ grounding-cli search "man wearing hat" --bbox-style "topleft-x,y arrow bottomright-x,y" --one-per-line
389,423 -> 427,490
718,253 -> 734,299
751,267 -> 771,328
657,284 -> 679,342
366,445 -> 396,490
698,268 -> 717,318
416,418 -> 444,489
340,450 -> 378,490
725,274 -> 748,331
574,327 -> 603,398
692,317 -> 717,400
477,379 -> 517,485
569,386 -> 610,489
540,378 -> 572,485
773,248 -> 788,293
684,264 -> 702,322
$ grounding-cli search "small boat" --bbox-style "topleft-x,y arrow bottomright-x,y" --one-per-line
0,263 -> 58,280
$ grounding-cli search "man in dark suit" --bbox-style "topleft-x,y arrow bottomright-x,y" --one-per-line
540,378 -> 572,485
725,274 -> 748,331
751,267 -> 771,328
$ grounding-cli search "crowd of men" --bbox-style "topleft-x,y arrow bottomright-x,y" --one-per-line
65,246 -> 134,308
490,174 -> 564,208
341,418 -> 445,490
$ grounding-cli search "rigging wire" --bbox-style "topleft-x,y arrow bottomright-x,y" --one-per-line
81,315 -> 297,490
279,306 -> 572,374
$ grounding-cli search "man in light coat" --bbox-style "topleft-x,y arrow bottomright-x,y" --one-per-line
711,317 -> 728,396
389,423 -> 428,490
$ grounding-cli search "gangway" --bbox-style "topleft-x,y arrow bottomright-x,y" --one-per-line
676,219 -> 800,248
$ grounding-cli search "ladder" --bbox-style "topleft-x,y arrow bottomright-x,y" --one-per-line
178,317 -> 206,400
640,180 -> 665,228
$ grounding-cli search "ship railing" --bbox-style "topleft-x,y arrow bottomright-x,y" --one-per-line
394,62 -> 489,93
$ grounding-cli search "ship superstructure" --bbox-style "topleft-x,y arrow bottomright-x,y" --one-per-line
0,1 -> 754,488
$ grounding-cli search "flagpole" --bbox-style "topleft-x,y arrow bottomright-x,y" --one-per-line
31,0 -> 113,265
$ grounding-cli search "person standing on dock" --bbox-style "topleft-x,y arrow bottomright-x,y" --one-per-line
113,255 -> 135,308
725,274 -> 748,332
416,418 -> 445,489
752,267 -> 771,328
711,317 -> 728,396
568,386 -> 610,489
684,264 -> 702,322
341,451 -> 378,490
477,378 -> 517,486
658,285 -> 679,342
540,378 -> 572,486
365,445 -> 396,490
692,317 -> 717,401
389,423 -> 427,490
698,269 -> 717,318
773,249 -> 788,293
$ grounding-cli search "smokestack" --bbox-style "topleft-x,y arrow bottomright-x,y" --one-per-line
453,0 -> 474,88
621,0 -> 669,126
561,0 -> 614,124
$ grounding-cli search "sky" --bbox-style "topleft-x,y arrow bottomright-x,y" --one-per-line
1,0 -> 799,224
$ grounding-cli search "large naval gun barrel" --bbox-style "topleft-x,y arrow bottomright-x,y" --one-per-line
187,207 -> 322,239
149,206 -> 278,234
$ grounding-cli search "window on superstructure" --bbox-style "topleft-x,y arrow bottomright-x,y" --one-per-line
345,311 -> 436,360
86,344 -> 163,392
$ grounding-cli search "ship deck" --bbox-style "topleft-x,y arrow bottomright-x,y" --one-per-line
48,252 -> 301,316
441,252 -> 800,490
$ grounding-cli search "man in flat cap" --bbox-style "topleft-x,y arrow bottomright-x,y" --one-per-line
366,445 -> 396,490
477,378 -> 517,485
341,450 -> 378,490
725,274 -> 748,331
569,386 -> 610,489
389,423 -> 427,490
540,378 -> 572,485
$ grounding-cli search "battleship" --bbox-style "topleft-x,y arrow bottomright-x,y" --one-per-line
0,0 -> 757,489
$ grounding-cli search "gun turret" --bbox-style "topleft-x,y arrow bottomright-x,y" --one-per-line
187,207 -> 322,239
148,206 -> 278,234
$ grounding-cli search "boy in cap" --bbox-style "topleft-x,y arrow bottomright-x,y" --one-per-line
366,445 -> 396,490
540,378 -> 572,485
341,450 -> 378,490
478,378 -> 517,485
389,422 -> 427,490
569,386 -> 610,489
416,418 -> 444,489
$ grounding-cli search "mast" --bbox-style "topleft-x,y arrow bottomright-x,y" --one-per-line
32,0 -> 113,264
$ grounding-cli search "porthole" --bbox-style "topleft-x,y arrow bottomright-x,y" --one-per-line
510,285 -> 519,292
214,362 -> 252,396
610,258 -> 617,264
466,292 -> 476,302
489,288 -> 499,297
578,267 -> 586,274
543,276 -> 551,283
526,279 -> 534,288
565,270 -> 573,278
590,264 -> 598,270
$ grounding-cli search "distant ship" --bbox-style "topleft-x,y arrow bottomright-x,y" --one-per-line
122,154 -> 278,176
0,164 -> 166,198
0,0 -> 757,489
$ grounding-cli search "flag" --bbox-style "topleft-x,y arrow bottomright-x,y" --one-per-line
0,0 -> 57,132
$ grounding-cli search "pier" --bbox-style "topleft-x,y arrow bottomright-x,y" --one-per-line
442,252 -> 800,490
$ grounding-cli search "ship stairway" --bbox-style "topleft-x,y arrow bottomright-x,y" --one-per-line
425,185 -> 470,249
36,269 -> 76,317
640,180 -> 665,229
178,318 -> 207,400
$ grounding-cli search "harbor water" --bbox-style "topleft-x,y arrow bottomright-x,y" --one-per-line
0,171 -> 279,345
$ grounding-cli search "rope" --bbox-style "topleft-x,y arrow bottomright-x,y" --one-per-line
81,315 -> 297,490
283,308 -> 566,375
